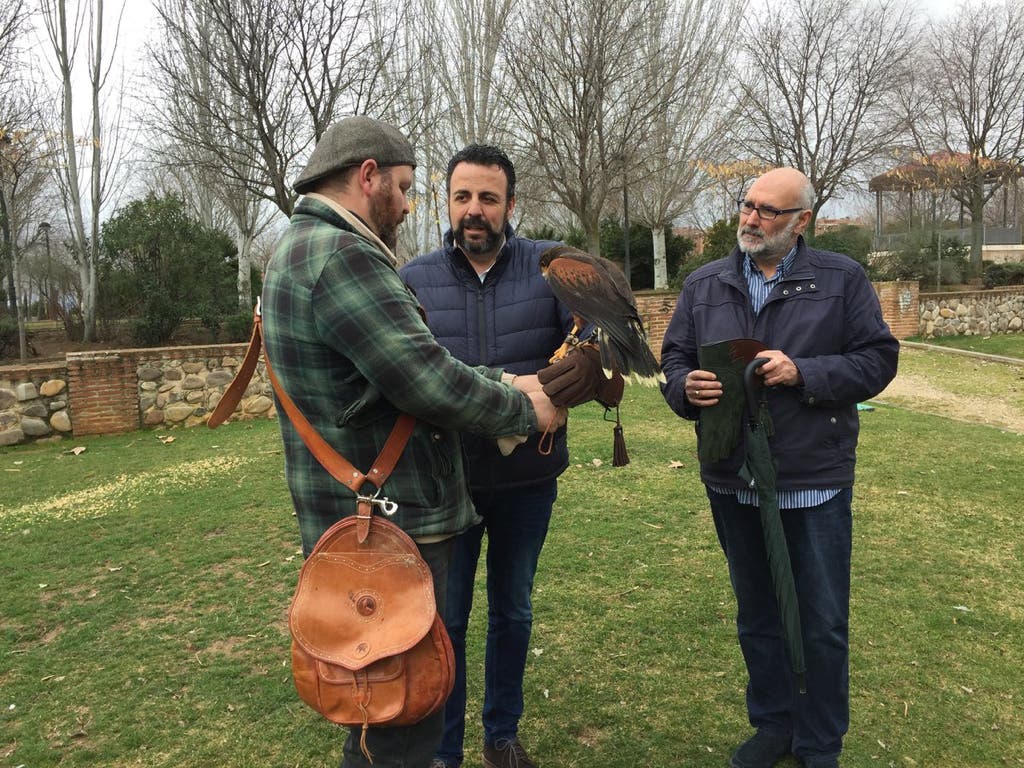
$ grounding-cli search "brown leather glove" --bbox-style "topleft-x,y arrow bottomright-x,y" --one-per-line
537,343 -> 624,409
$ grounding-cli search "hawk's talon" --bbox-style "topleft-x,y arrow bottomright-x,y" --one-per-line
548,328 -> 581,363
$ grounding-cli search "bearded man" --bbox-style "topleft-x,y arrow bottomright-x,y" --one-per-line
262,122 -> 564,768
401,144 -> 576,768
660,167 -> 898,768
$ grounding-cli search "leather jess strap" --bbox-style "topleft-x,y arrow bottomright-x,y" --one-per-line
209,305 -> 416,542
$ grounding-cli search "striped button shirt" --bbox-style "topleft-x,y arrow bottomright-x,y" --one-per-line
709,249 -> 841,510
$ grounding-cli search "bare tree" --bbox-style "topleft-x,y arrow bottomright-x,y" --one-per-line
735,0 -> 918,235
151,0 -> 405,221
503,0 -> 701,258
628,0 -> 743,289
0,0 -> 29,320
0,91 -> 51,359
421,0 -> 518,156
900,0 -> 1024,272
39,0 -> 128,342
389,0 -> 520,260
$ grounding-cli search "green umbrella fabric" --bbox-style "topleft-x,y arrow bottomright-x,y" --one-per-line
738,357 -> 807,694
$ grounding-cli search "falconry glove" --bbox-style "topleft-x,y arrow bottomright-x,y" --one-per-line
538,343 -> 623,409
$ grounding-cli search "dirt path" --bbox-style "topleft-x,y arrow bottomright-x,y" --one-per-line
874,367 -> 1024,434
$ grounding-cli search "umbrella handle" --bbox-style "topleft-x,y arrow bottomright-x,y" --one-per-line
743,357 -> 771,421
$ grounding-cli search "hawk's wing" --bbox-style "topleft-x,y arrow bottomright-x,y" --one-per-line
541,246 -> 663,383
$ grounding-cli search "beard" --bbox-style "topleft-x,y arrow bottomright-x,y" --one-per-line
369,176 -> 403,251
454,214 -> 505,258
737,215 -> 801,261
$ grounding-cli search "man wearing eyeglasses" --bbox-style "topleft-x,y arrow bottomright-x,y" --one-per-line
660,167 -> 898,768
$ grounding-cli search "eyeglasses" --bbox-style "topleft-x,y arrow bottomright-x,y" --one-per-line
736,199 -> 804,220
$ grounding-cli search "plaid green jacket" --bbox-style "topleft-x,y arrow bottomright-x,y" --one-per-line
262,197 -> 536,555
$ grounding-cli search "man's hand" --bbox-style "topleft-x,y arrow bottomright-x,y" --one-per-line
509,373 -> 544,394
753,350 -> 803,387
685,369 -> 722,408
527,390 -> 567,430
537,343 -> 623,408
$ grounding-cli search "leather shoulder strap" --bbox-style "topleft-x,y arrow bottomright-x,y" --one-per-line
208,309 -> 263,428
208,305 -> 416,540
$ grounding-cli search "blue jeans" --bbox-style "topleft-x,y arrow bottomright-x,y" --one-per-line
435,480 -> 557,766
340,538 -> 452,768
708,487 -> 852,765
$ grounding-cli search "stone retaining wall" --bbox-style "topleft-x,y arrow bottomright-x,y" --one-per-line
0,280 -> 1015,447
0,361 -> 73,446
918,287 -> 1024,338
0,343 -> 275,447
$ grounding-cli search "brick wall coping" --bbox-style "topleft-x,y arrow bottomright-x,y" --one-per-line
0,360 -> 69,378
919,285 -> 1024,300
64,342 -> 248,362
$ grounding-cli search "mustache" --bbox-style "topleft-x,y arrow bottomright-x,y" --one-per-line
460,215 -> 490,229
741,225 -> 764,237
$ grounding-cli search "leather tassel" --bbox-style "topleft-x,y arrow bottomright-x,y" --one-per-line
612,408 -> 629,467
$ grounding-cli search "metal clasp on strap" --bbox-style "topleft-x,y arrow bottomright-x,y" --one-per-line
356,488 -> 399,517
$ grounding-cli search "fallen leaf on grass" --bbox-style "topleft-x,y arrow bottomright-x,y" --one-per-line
668,460 -> 685,469
65,446 -> 86,456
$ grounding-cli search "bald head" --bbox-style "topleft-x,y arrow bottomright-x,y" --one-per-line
736,167 -> 814,269
748,167 -> 815,210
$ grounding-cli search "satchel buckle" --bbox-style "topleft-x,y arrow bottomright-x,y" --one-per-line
356,489 -> 399,517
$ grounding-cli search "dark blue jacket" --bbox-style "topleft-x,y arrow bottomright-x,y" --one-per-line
661,237 -> 899,491
400,225 -> 575,490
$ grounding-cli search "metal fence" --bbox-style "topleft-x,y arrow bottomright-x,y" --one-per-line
873,226 -> 1022,251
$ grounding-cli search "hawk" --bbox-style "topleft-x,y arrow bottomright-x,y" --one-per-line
539,245 -> 664,385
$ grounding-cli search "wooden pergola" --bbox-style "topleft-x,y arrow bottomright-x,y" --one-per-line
868,151 -> 1024,238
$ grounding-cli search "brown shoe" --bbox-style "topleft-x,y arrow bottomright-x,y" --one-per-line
482,738 -> 537,768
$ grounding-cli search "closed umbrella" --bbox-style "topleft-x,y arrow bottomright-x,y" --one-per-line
738,356 -> 806,694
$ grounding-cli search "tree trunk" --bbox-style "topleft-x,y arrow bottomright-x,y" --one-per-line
236,229 -> 253,310
969,175 -> 985,276
651,226 -> 668,290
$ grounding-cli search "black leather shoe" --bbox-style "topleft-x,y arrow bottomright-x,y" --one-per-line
730,728 -> 793,768
483,738 -> 537,768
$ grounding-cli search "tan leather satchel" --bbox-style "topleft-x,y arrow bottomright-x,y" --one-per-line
289,513 -> 454,732
209,304 -> 455,760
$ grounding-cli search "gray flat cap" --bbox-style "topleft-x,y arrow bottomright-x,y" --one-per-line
293,116 -> 416,194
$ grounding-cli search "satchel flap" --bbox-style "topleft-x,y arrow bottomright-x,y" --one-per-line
289,551 -> 435,670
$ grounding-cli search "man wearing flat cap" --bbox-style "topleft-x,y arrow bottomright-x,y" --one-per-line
261,116 -> 564,768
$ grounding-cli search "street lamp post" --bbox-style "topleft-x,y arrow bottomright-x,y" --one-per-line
622,173 -> 631,288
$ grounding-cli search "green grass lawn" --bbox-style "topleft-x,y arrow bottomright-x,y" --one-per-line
908,332 -> 1024,358
2,382 -> 1022,767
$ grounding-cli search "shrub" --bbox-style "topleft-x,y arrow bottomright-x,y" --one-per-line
222,311 -> 255,342
872,231 -> 969,289
131,293 -> 182,347
669,215 -> 737,291
809,224 -> 874,275
982,262 -> 1024,288
100,193 -> 239,347
0,315 -> 18,358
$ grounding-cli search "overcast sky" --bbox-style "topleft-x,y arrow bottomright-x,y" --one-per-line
26,0 -> 972,223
